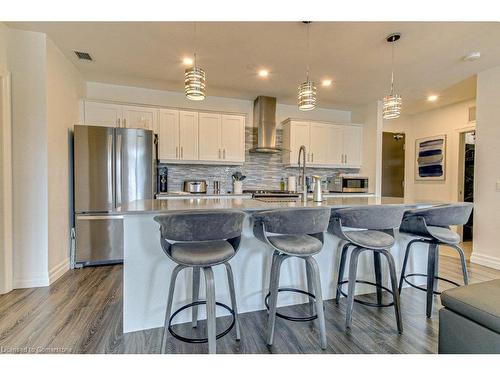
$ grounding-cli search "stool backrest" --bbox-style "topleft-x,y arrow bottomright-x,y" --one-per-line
253,208 -> 330,235
154,210 -> 246,242
330,205 -> 406,231
402,203 -> 473,227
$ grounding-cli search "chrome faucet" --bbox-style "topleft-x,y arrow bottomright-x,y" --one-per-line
298,145 -> 308,202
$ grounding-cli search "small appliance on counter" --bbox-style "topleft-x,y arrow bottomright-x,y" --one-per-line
157,166 -> 168,193
328,175 -> 369,193
183,180 -> 207,194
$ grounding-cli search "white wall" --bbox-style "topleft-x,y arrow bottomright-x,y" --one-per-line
383,99 -> 475,203
8,28 -> 50,287
46,38 -> 84,280
471,66 -> 500,270
85,82 -> 352,126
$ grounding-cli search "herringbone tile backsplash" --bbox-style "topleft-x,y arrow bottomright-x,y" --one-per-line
162,128 -> 358,193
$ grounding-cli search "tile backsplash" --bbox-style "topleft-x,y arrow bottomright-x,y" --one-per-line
162,128 -> 358,193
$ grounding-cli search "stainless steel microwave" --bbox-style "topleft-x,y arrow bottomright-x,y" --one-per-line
328,176 -> 369,193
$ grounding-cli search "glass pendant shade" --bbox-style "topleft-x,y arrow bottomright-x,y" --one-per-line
298,81 -> 317,111
383,93 -> 402,119
185,66 -> 206,101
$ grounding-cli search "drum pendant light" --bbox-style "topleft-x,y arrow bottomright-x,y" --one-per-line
298,22 -> 316,111
185,23 -> 206,101
383,33 -> 402,119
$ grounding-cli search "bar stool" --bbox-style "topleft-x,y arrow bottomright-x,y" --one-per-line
398,203 -> 473,317
329,205 -> 406,333
154,209 -> 246,354
253,208 -> 331,350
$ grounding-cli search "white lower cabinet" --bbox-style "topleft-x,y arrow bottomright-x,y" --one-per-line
282,119 -> 363,168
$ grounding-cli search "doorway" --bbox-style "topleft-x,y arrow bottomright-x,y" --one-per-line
382,132 -> 406,198
458,130 -> 475,247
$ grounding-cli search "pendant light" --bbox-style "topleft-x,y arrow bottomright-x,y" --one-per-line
185,23 -> 206,101
298,21 -> 316,111
383,33 -> 402,119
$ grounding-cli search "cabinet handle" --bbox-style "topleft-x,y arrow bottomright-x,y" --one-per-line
345,154 -> 347,164
123,118 -> 126,128
117,118 -> 121,128
223,149 -> 226,159
311,153 -> 314,162
218,149 -> 221,159
181,146 -> 183,159
176,146 -> 178,159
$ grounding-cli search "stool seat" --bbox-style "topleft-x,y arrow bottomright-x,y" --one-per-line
343,230 -> 395,249
426,226 -> 460,244
441,279 -> 500,334
268,234 -> 323,256
171,241 -> 235,266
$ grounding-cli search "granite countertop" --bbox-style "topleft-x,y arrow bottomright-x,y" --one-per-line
117,196 -> 442,215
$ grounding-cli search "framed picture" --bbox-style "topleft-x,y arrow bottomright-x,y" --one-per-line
415,135 -> 446,181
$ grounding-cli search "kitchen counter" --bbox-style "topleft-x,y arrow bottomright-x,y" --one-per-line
154,192 -> 375,200
122,196 -> 443,333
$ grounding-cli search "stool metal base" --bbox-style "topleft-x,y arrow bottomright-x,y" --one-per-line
168,301 -> 236,344
403,272 -> 460,295
264,288 -> 318,322
337,279 -> 395,308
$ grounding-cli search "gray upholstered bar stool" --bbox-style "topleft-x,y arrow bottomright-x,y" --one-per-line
329,205 -> 406,333
253,208 -> 330,350
154,209 -> 246,354
398,203 -> 473,317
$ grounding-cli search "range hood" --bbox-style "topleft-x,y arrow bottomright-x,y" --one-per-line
249,96 -> 281,153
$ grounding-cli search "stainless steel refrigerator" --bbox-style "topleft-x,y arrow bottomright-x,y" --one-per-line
73,125 -> 155,267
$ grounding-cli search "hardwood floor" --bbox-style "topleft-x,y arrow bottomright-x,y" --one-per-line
0,255 -> 499,354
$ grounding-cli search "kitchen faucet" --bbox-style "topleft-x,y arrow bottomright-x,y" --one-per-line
298,145 -> 307,202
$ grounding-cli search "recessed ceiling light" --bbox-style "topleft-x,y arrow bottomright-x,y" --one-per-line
322,79 -> 333,87
258,69 -> 269,78
427,95 -> 438,102
463,52 -> 481,62
182,57 -> 194,66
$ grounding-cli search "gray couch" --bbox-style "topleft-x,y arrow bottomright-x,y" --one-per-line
439,279 -> 500,353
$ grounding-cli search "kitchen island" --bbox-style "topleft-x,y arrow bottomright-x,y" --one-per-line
119,196 -> 441,333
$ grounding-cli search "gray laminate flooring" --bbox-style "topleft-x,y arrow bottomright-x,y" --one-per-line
0,255 -> 499,354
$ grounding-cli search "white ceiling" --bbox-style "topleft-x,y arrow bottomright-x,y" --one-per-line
8,22 -> 500,112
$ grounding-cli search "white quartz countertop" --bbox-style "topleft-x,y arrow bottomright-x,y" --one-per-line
117,196 -> 442,215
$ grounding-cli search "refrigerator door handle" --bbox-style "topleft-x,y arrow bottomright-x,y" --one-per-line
107,134 -> 114,206
116,133 -> 122,207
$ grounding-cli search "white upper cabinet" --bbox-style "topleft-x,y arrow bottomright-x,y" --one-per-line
282,119 -> 363,168
158,109 -> 179,160
220,115 -> 245,162
84,101 -> 123,127
122,105 -> 158,133
198,112 -> 222,161
178,111 -> 199,162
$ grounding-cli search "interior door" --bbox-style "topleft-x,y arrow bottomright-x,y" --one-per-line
179,111 -> 199,161
158,109 -> 179,160
122,105 -> 158,133
115,128 -> 153,208
289,121 -> 310,165
343,126 -> 363,167
84,101 -> 122,127
199,112 -> 221,161
221,114 -> 245,162
382,132 -> 405,198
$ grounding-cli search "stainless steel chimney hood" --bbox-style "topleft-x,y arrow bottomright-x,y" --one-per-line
249,96 -> 281,153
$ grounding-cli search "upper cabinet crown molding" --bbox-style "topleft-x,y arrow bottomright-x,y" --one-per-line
282,118 -> 363,168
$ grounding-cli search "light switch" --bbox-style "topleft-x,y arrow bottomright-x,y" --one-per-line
496,181 -> 500,192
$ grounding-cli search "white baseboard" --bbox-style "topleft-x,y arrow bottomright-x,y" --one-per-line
48,258 -> 70,284
470,252 -> 500,270
14,275 -> 49,289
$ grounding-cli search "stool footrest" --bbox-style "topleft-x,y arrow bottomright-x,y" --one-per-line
168,301 -> 235,344
402,273 -> 460,295
337,279 -> 395,308
264,288 -> 318,322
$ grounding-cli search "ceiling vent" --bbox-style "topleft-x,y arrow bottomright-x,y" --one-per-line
468,106 -> 476,123
74,51 -> 93,61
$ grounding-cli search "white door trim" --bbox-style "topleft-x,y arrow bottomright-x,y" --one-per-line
0,71 -> 13,294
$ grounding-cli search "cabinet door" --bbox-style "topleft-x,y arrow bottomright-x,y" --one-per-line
288,121 -> 310,166
309,123 -> 331,165
158,109 -> 179,160
343,126 -> 363,167
84,101 -> 122,127
122,105 -> 158,133
221,115 -> 245,162
198,112 -> 222,161
327,125 -> 344,165
179,111 -> 199,161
